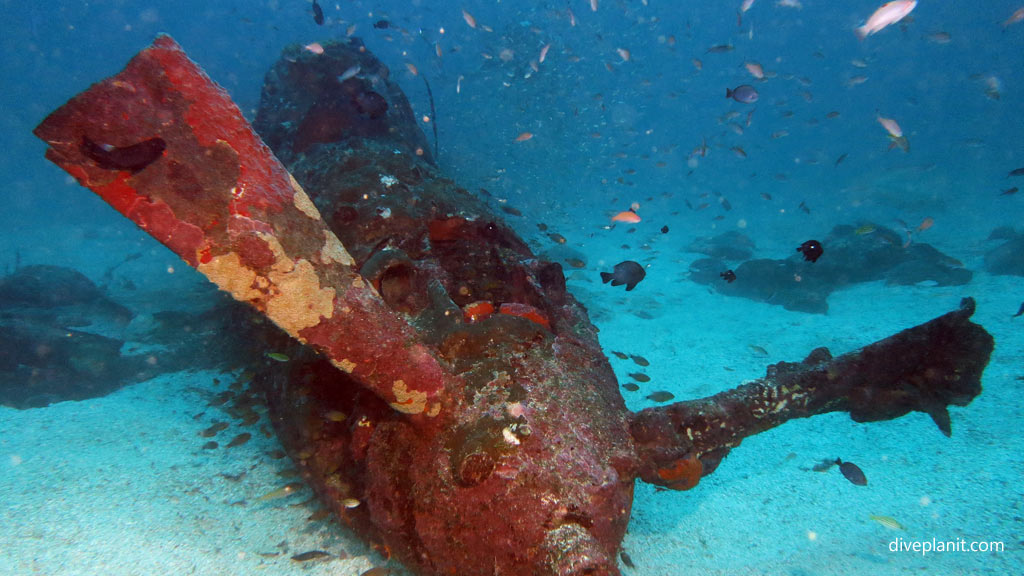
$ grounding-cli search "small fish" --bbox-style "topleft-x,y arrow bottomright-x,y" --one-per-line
630,354 -> 650,367
629,372 -> 651,383
256,481 -> 305,502
565,258 -> 586,269
915,217 -> 934,232
515,132 -> 533,142
740,0 -> 757,13
1013,302 -> 1024,318
798,201 -> 811,214
612,210 -> 641,223
869,514 -> 905,530
720,270 -> 736,283
811,458 -> 836,472
291,550 -> 330,562
660,225 -> 669,234
999,187 -> 1018,196
547,233 -> 567,244
924,31 -> 951,44
201,441 -> 218,450
200,421 -> 229,437
405,62 -> 419,76
836,458 -> 867,486
744,61 -> 764,79
600,261 -> 646,291
616,48 -> 631,62
266,352 -> 290,362
856,1 -> 917,40
612,351 -> 629,360
646,391 -> 675,402
1003,7 -> 1024,28
304,42 -> 324,55
590,0 -> 599,12
748,344 -> 768,357
706,44 -> 735,54
337,65 -> 361,82
835,153 -> 848,166
81,135 -> 166,173
462,8 -> 477,29
539,43 -> 551,63
373,19 -> 390,29
226,432 -> 252,448
1008,167 -> 1024,177
620,550 -> 636,568
876,114 -> 902,138
726,84 -> 759,103
360,568 -> 392,576
797,240 -> 823,263
623,383 -> 640,392
730,146 -> 747,158
324,410 -> 346,422
342,497 -> 361,508
312,0 -> 324,25
854,224 -> 876,235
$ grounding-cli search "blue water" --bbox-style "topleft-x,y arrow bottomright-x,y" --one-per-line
1,1 -> 1022,575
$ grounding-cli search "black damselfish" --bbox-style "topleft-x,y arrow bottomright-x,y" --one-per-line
797,240 -> 823,263
600,260 -> 645,291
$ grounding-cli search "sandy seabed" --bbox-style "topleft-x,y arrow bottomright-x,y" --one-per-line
1,225 -> 1021,576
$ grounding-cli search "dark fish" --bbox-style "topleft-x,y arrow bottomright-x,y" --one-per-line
81,135 -> 165,173
836,458 -> 867,486
311,0 -> 324,25
373,19 -> 390,29
706,44 -> 735,53
600,260 -> 646,291
1013,302 -> 1024,318
291,550 -> 330,562
629,372 -> 651,383
630,354 -> 649,367
622,383 -> 640,392
797,240 -> 823,263
360,568 -> 392,576
798,201 -> 811,214
1008,167 -> 1024,177
726,84 -> 759,104
501,205 -> 522,216
835,153 -> 848,166
1000,187 -> 1018,196
200,421 -> 229,437
646,391 -> 675,402
720,270 -> 736,283
620,551 -> 636,568
660,225 -> 669,234
226,432 -> 252,448
201,441 -> 218,450
611,351 -> 629,360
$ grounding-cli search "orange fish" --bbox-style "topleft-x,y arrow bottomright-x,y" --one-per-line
612,210 -> 641,223
1004,7 -> 1024,27
744,61 -> 764,79
590,0 -> 599,12
304,42 -> 324,55
876,115 -> 902,138
539,44 -> 551,63
462,9 -> 477,29
515,132 -> 533,142
916,217 -> 934,232
616,48 -> 631,62
405,62 -> 419,76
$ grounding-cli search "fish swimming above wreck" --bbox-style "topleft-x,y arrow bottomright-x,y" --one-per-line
33,36 -> 994,576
